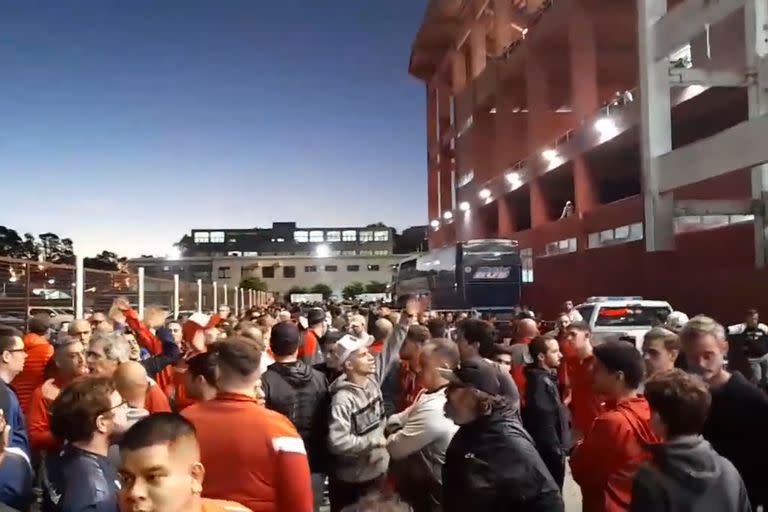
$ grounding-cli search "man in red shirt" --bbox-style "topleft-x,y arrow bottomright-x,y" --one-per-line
182,338 -> 313,511
563,321 -> 604,439
118,412 -> 249,512
299,308 -> 326,366
11,314 -> 53,415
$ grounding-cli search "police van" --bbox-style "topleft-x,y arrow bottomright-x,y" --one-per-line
575,296 -> 673,351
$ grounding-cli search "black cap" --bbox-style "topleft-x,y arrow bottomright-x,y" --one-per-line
270,322 -> 300,347
307,308 -> 326,326
440,359 -> 501,395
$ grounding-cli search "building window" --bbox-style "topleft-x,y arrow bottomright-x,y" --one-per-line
543,238 -> 577,256
374,230 -> 389,242
342,250 -> 356,256
367,264 -> 380,271
359,250 -> 372,256
342,230 -> 357,242
243,251 -> 259,257
228,238 -> 237,243
210,231 -> 225,243
262,267 -> 275,279
325,265 -> 338,272
374,250 -> 389,256
304,265 -> 317,273
359,231 -> 374,243
326,231 -> 341,242
283,266 -> 296,278
194,232 -> 210,243
347,265 -> 360,272
294,231 -> 309,243
521,248 -> 534,283
309,230 -> 324,242
588,222 -> 644,249
217,267 -> 231,279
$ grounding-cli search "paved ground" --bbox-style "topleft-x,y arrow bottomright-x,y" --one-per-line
563,463 -> 583,511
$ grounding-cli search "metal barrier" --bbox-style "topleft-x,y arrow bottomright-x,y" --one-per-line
0,256 -> 275,329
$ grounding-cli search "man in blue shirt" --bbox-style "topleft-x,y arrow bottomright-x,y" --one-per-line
0,325 -> 33,510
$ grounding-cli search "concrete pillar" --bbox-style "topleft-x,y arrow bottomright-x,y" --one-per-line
427,86 -> 438,151
530,180 -> 549,227
569,6 -> 600,120
573,156 -> 598,214
638,0 -> 675,252
469,20 -> 487,79
492,0 -> 514,55
452,50 -> 467,94
428,169 -> 439,223
525,52 -> 551,155
497,196 -> 516,236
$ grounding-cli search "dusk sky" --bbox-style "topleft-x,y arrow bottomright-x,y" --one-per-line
0,0 -> 428,257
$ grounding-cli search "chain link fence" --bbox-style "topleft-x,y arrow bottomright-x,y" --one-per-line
0,256 -> 274,330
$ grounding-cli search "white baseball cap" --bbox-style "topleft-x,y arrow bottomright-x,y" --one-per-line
335,335 -> 367,365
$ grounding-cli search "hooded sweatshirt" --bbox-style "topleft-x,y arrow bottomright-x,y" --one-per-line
630,436 -> 751,512
328,374 -> 389,483
261,360 -> 329,473
570,396 -> 660,512
12,332 -> 53,415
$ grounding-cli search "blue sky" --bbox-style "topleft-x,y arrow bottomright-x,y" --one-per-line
0,0 -> 428,257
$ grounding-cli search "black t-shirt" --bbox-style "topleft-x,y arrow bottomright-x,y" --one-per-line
42,444 -> 120,512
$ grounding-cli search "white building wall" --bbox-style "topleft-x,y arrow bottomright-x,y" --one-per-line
211,254 -> 406,296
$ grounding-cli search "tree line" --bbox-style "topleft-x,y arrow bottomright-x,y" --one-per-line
0,226 -> 127,271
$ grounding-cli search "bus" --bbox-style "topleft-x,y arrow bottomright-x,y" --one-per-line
392,239 -> 522,312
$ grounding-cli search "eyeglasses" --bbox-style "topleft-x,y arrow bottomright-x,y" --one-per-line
100,400 -> 127,415
4,348 -> 25,354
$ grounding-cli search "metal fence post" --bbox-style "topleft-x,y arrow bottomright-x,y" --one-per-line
213,281 -> 218,312
197,279 -> 202,313
240,288 -> 245,312
234,287 -> 239,317
223,284 -> 228,308
75,255 -> 84,319
138,267 -> 145,319
173,274 -> 179,320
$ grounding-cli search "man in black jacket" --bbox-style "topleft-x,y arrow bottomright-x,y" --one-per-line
522,336 -> 571,489
682,315 -> 768,509
442,359 -> 563,512
261,321 -> 330,512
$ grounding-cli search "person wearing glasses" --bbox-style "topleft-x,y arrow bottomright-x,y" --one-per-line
0,325 -> 33,510
42,376 -> 129,512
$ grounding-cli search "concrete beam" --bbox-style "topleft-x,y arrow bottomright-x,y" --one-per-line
674,199 -> 756,216
658,113 -> 768,193
668,68 -> 748,87
654,0 -> 747,61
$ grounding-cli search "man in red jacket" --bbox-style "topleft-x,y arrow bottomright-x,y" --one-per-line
182,338 -> 313,511
570,341 -> 659,512
11,314 -> 53,415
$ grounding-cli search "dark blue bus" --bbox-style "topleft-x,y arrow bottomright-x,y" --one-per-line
393,239 -> 522,312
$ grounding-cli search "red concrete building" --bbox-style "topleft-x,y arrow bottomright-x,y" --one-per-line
408,0 -> 768,322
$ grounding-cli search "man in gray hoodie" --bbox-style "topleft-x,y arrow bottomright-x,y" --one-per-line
631,369 -> 751,512
328,335 -> 389,512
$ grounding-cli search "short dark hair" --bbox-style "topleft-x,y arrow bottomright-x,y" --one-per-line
186,351 -> 218,387
529,336 -> 555,363
405,324 -> 431,345
28,314 -> 51,335
0,325 -> 23,353
746,308 -> 759,317
457,319 -> 496,357
215,337 -> 262,378
425,338 -> 460,369
566,321 -> 591,334
645,369 -> 711,437
120,412 -> 197,452
427,318 -> 447,339
49,376 -> 115,443
270,322 -> 300,356
593,341 -> 645,389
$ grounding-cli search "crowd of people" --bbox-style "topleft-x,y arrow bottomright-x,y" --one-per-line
0,297 -> 767,512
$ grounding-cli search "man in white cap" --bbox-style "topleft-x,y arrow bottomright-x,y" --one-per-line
327,335 -> 388,511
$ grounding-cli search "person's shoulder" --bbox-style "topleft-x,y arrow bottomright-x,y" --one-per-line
728,372 -> 768,404
262,409 -> 306,454
201,498 -> 251,512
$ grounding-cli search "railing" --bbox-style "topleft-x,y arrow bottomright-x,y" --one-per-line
0,256 -> 274,329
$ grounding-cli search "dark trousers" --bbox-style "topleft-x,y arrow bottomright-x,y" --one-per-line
540,452 -> 566,490
328,475 -> 384,512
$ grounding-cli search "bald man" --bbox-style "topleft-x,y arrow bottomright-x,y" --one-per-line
118,413 -> 249,512
114,361 -> 171,416
68,319 -> 93,345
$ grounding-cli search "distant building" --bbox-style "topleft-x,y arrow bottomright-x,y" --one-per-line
178,222 -> 395,258
394,225 -> 429,254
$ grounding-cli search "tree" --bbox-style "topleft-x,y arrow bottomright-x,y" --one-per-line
20,233 -> 41,261
365,222 -> 388,228
84,251 -> 123,271
342,281 -> 365,300
365,281 -> 388,293
310,283 -> 333,299
240,277 -> 268,292
175,234 -> 195,257
38,233 -> 75,264
0,226 -> 23,257
285,285 -> 309,301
